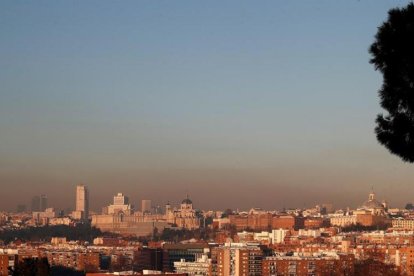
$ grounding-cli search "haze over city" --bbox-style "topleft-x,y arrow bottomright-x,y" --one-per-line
2,1 -> 414,212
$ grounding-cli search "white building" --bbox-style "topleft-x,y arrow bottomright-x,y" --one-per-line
271,229 -> 289,244
107,193 -> 132,215
174,254 -> 211,276
330,215 -> 357,227
392,218 -> 414,230
71,184 -> 89,220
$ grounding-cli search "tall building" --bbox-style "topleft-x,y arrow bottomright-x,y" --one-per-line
40,194 -> 48,211
72,185 -> 89,220
31,195 -> 48,212
142,199 -> 152,214
31,196 -> 40,212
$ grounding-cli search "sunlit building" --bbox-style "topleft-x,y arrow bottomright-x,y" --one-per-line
71,184 -> 89,220
92,192 -> 169,237
165,196 -> 201,230
262,252 -> 355,276
174,254 -> 212,276
212,243 -> 263,276
106,193 -> 132,215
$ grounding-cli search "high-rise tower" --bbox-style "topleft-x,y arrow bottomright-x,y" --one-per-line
73,184 -> 89,220
31,196 -> 40,212
40,194 -> 48,211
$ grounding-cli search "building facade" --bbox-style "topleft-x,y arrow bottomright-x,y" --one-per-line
166,197 -> 200,230
72,185 -> 89,220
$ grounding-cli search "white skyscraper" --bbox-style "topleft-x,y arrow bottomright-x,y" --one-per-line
72,184 -> 89,220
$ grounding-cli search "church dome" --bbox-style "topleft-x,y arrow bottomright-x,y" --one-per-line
361,192 -> 384,209
362,199 -> 383,209
182,197 -> 192,204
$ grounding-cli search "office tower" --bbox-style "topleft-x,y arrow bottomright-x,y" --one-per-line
141,199 -> 152,214
74,184 -> 89,220
31,196 -> 40,212
40,194 -> 48,211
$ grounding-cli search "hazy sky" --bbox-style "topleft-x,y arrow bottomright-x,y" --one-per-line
1,1 -> 414,212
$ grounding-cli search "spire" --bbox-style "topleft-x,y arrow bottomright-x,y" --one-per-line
369,187 -> 375,201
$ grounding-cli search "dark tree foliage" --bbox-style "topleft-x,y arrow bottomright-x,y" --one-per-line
12,257 -> 50,276
370,3 -> 414,162
0,224 -> 106,244
341,223 -> 389,233
154,228 -> 214,242
50,266 -> 85,276
355,259 -> 400,276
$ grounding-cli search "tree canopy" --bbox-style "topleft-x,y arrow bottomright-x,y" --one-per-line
370,3 -> 414,162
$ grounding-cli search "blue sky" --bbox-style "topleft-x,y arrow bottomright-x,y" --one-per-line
1,1 -> 413,211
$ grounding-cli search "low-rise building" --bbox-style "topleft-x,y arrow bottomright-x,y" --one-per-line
174,254 -> 211,276
262,252 -> 355,276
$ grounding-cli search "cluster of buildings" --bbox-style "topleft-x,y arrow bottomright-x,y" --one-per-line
4,187 -> 414,275
91,193 -> 200,237
3,229 -> 414,275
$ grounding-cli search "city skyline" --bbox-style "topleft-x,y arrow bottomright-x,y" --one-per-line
8,184 -> 400,214
2,1 -> 414,211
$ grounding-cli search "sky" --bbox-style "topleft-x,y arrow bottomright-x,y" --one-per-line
1,0 -> 414,212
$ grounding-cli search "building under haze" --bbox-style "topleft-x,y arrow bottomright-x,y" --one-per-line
104,193 -> 132,215
31,195 -> 47,212
40,194 -> 48,211
359,190 -> 386,215
91,194 -> 200,236
142,199 -> 152,214
31,196 -> 40,212
71,185 -> 89,220
92,192 -> 168,236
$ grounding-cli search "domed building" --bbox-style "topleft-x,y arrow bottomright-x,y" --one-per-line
165,195 -> 200,230
358,190 -> 386,216
181,197 -> 193,209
